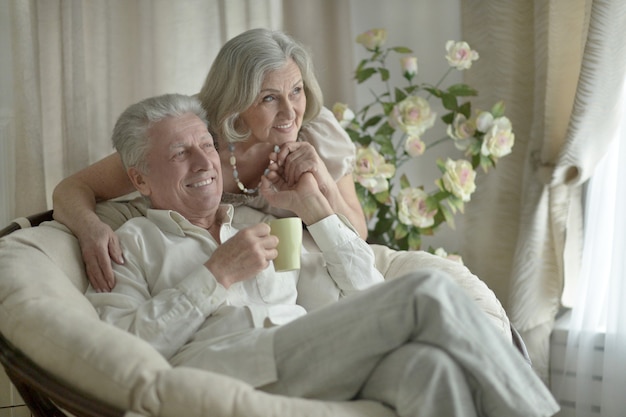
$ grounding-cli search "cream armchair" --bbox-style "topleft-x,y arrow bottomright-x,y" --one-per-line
0,200 -> 517,416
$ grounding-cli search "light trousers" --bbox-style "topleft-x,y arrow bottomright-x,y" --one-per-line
260,270 -> 559,417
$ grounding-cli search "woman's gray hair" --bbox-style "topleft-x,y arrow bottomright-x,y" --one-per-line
112,94 -> 209,173
199,28 -> 323,144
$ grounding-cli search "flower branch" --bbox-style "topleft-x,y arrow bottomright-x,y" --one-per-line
332,28 -> 515,256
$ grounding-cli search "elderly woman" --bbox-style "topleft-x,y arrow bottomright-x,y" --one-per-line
53,28 -> 365,292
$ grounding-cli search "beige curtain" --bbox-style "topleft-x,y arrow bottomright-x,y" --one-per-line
461,0 -> 626,382
282,0 -> 355,109
7,0 -> 281,219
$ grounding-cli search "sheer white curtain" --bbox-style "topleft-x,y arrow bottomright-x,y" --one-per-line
554,80 -> 626,416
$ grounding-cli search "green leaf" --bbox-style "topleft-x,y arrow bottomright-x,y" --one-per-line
441,93 -> 458,111
355,67 -> 377,83
441,112 -> 455,125
376,121 -> 395,137
375,216 -> 395,237
378,139 -> 396,158
355,186 -> 379,219
394,87 -> 407,103
446,194 -> 465,215
467,153 -> 479,169
447,83 -> 478,97
458,102 -> 472,118
378,67 -> 390,81
436,158 -> 447,172
491,100 -> 506,117
425,196 -> 439,212
424,87 -> 443,98
391,46 -> 413,54
428,190 -> 445,202
468,140 -> 482,156
404,85 -> 421,95
480,154 -> 495,170
394,223 -> 409,240
399,173 -> 411,189
363,114 -> 383,129
408,229 -> 422,250
374,189 -> 391,204
381,102 -> 396,115
348,131 -> 370,146
355,59 -> 369,72
439,204 -> 456,229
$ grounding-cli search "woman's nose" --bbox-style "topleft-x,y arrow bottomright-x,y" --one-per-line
279,99 -> 296,119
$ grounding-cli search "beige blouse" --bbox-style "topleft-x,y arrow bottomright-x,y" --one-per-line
222,106 -> 356,218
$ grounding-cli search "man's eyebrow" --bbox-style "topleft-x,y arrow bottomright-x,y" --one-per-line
168,142 -> 187,150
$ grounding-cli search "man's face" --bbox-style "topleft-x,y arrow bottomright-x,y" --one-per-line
130,112 -> 222,221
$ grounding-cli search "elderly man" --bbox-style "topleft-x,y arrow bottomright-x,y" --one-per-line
86,94 -> 558,417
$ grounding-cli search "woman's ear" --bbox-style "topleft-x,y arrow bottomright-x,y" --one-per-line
127,167 -> 151,196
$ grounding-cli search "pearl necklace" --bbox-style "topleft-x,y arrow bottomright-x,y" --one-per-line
228,143 -> 279,195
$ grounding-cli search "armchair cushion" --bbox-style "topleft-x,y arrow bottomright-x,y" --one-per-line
0,209 -> 394,417
0,199 -> 513,416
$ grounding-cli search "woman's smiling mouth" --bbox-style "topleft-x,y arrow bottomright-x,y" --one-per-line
274,121 -> 294,130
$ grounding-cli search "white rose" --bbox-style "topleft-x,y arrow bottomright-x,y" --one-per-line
389,96 -> 437,136
353,146 -> 395,194
441,158 -> 476,202
397,187 -> 437,228
331,102 -> 356,128
475,111 -> 494,133
445,41 -> 479,70
404,135 -> 426,157
446,113 -> 476,151
481,116 -> 515,158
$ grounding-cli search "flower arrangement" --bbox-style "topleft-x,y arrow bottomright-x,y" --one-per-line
333,28 -> 515,252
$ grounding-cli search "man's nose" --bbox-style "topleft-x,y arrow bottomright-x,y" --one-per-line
190,147 -> 211,170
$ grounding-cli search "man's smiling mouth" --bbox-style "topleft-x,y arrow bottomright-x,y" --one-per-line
188,178 -> 214,188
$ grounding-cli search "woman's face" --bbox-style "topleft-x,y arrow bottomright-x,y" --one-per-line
239,59 -> 306,146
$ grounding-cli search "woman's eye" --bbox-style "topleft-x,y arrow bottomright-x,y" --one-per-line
262,95 -> 275,103
293,86 -> 303,95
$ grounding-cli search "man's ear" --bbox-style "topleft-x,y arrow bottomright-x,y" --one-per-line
128,167 -> 151,196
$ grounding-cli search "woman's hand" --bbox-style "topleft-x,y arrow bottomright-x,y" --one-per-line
260,168 -> 333,226
270,143 -> 368,238
76,218 -> 124,292
272,142 -> 336,196
52,153 -> 135,290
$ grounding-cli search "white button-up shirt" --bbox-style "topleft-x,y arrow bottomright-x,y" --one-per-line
86,205 -> 384,387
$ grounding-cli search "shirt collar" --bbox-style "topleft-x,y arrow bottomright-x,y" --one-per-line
146,204 -> 234,237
